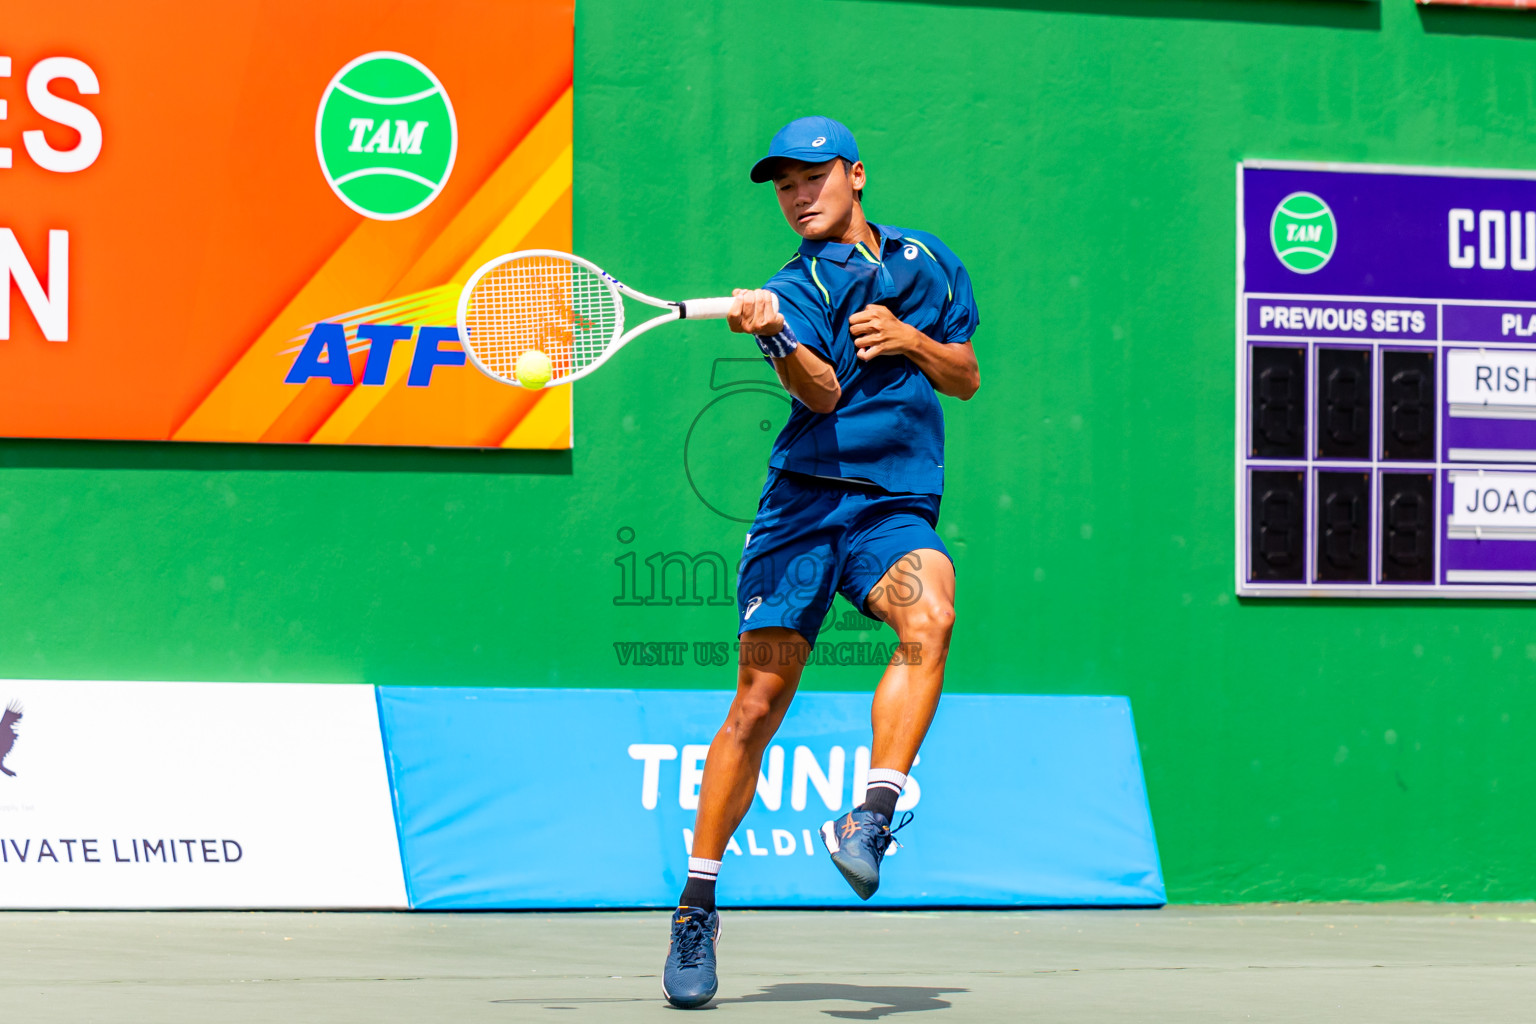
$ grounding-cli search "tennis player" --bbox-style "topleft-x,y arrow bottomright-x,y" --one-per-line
662,116 -> 980,1009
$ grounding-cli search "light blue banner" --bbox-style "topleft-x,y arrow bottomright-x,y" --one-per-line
375,689 -> 1163,909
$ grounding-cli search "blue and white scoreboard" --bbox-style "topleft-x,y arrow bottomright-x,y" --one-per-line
1239,161 -> 1536,597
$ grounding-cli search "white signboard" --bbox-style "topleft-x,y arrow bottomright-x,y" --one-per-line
1447,471 -> 1536,540
1447,348 -> 1536,419
0,680 -> 406,908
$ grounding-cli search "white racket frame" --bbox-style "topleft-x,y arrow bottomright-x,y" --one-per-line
456,248 -> 737,387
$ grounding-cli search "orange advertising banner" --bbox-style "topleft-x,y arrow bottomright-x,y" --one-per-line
1,1 -> 573,448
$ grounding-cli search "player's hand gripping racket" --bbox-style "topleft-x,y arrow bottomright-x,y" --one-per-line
456,249 -> 739,388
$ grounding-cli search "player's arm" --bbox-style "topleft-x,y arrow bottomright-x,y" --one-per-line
849,305 -> 980,400
727,288 -> 841,413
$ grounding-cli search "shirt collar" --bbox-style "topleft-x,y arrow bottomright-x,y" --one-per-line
797,223 -> 901,264
797,237 -> 855,264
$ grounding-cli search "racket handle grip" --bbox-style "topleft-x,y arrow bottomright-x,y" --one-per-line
678,296 -> 735,319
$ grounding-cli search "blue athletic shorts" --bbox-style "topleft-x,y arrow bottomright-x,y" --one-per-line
736,469 -> 949,646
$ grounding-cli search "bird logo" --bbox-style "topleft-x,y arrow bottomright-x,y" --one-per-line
0,701 -> 21,778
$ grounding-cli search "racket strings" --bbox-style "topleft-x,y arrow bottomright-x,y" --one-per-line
461,255 -> 622,383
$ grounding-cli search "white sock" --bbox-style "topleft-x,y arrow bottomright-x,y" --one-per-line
865,768 -> 907,797
687,857 -> 721,881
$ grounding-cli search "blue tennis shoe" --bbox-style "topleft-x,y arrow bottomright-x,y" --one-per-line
820,809 -> 913,900
662,906 -> 720,1009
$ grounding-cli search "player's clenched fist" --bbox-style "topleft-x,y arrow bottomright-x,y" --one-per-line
728,289 -> 786,337
850,304 -> 920,361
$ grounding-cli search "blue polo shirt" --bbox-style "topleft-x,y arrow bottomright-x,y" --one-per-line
763,223 -> 978,495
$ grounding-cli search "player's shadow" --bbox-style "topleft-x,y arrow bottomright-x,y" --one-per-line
711,983 -> 966,1018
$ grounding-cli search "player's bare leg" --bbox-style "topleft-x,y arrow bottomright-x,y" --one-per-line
866,548 -> 956,772
663,626 -> 805,1009
691,626 -> 807,860
822,548 -> 955,899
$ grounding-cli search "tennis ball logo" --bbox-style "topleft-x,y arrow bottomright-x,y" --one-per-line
1270,192 -> 1336,274
315,52 -> 457,221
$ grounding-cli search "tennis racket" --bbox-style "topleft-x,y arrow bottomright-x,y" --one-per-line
456,249 -> 742,388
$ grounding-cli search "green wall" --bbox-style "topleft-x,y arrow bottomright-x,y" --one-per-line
4,0 -> 1536,900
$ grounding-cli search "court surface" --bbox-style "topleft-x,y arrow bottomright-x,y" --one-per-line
6,903 -> 1534,1022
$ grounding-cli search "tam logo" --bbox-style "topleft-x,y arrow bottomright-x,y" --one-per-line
315,52 -> 457,221
1270,192 -> 1337,274
344,119 -> 429,156
284,322 -> 465,387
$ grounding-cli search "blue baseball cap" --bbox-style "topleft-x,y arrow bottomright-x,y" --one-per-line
749,116 -> 860,183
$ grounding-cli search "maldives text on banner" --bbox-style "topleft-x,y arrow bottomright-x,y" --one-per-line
377,689 -> 1164,909
1,1 -> 573,448
0,680 -> 407,909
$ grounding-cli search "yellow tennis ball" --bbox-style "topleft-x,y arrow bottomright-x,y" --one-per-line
515,349 -> 552,389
